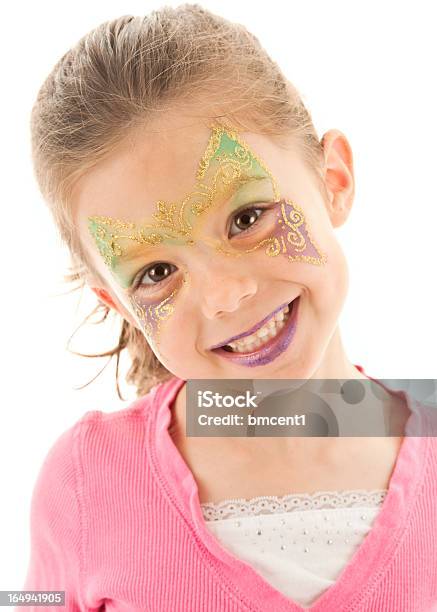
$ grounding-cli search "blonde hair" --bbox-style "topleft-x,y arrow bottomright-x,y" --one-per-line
30,3 -> 325,399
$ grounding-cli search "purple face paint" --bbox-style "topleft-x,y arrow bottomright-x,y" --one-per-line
217,198 -> 327,266
128,274 -> 187,354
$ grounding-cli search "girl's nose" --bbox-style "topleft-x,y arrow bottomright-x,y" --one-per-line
202,278 -> 256,320
192,238 -> 257,319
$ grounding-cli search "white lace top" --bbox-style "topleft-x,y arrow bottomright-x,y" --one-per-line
200,489 -> 388,608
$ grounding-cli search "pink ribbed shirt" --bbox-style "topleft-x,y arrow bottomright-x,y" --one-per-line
17,367 -> 437,611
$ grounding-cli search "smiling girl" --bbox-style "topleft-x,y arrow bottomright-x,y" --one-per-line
19,4 -> 437,612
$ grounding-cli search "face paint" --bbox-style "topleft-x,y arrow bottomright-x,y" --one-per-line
129,274 -> 188,358
216,197 -> 327,266
87,123 -> 327,350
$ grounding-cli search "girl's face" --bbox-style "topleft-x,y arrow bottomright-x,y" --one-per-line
73,114 -> 354,380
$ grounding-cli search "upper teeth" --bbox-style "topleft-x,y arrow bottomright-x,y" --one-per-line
225,304 -> 290,352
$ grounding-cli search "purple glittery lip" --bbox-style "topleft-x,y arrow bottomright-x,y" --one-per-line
211,296 -> 300,367
209,299 -> 292,350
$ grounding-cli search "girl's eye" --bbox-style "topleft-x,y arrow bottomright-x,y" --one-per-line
133,262 -> 176,291
228,205 -> 268,238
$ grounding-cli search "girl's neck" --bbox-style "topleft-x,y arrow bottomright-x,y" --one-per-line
310,326 -> 369,381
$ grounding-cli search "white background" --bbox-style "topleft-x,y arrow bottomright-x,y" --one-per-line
1,0 -> 436,598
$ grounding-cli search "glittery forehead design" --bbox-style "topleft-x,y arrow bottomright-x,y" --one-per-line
87,123 -> 327,353
87,123 -> 278,278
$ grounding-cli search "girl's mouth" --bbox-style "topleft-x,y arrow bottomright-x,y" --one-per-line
210,296 -> 300,367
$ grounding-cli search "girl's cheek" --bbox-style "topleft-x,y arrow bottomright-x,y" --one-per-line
129,273 -> 188,354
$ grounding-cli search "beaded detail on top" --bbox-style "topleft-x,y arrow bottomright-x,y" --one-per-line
200,489 -> 388,522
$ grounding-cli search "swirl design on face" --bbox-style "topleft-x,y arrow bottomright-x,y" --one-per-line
129,276 -> 188,355
87,124 -> 327,349
87,124 -> 276,271
215,198 -> 327,267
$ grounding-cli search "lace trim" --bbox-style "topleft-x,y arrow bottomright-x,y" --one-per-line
200,489 -> 388,521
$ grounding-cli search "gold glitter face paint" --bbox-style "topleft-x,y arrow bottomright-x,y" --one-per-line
129,273 -> 188,358
216,197 -> 328,265
87,124 -> 327,350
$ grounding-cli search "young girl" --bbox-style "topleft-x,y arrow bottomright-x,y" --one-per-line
18,4 -> 437,611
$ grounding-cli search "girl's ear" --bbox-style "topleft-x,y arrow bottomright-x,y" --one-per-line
320,129 -> 355,228
90,287 -> 120,312
90,287 -> 126,318
89,286 -> 140,330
